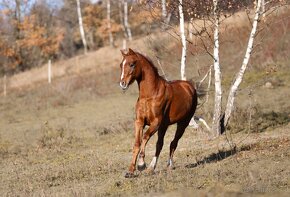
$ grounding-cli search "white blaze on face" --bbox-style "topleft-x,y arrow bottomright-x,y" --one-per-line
121,59 -> 126,80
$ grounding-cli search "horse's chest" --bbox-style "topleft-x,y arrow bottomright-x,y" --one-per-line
137,99 -> 163,120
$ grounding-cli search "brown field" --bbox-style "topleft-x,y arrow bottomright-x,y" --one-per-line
1,8 -> 290,196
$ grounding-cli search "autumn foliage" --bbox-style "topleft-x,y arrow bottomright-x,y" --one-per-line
0,3 -> 63,73
0,0 -> 287,75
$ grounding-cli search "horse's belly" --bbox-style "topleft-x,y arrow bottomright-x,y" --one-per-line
168,101 -> 192,124
167,85 -> 196,124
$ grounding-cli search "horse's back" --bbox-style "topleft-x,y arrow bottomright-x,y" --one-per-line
168,80 -> 196,99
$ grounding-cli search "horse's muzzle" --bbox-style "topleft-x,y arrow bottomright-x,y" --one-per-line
119,81 -> 128,90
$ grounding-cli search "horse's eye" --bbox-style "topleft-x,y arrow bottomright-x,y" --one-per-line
130,63 -> 135,68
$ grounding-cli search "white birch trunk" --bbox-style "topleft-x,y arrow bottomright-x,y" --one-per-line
206,66 -> 212,103
162,0 -> 167,21
107,0 -> 114,47
223,0 -> 263,128
261,0 -> 266,19
119,0 -> 127,49
118,1 -> 124,25
212,0 -> 222,135
76,0 -> 88,54
166,12 -> 172,25
124,0 -> 132,41
189,18 -> 193,41
179,0 -> 187,80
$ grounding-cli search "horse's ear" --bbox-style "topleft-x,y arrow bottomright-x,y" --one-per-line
128,48 -> 136,56
120,49 -> 127,56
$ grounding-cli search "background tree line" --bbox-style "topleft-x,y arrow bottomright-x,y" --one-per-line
0,0 -> 285,75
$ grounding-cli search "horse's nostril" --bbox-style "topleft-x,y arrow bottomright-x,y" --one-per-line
120,81 -> 127,89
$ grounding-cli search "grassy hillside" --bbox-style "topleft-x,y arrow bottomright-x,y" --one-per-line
0,7 -> 290,196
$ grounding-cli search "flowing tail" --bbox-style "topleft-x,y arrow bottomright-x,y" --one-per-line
189,66 -> 212,131
189,116 -> 211,132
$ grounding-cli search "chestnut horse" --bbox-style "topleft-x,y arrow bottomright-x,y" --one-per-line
119,48 -> 197,178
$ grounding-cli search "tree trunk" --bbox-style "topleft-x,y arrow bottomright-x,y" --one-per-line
107,0 -> 114,47
189,18 -> 193,40
223,0 -> 263,131
15,0 -> 21,22
119,0 -> 127,49
261,0 -> 266,19
162,0 -> 167,21
124,0 -> 132,41
178,0 -> 187,80
212,0 -> 222,136
76,0 -> 88,54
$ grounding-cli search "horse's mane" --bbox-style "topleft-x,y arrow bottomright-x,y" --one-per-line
135,52 -> 160,77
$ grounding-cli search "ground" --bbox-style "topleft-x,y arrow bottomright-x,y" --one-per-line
0,8 -> 290,197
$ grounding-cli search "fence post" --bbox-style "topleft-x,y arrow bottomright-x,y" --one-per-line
122,39 -> 127,50
3,75 -> 6,97
48,59 -> 52,84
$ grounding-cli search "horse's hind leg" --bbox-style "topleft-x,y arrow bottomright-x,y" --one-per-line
167,121 -> 189,170
147,124 -> 168,172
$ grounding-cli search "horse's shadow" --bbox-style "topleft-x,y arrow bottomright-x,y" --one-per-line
185,145 -> 250,168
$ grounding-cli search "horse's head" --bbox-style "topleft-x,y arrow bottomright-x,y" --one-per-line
119,48 -> 140,90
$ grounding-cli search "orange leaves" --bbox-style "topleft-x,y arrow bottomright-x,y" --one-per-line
83,4 -> 102,29
97,19 -> 121,40
0,13 -> 64,72
17,15 -> 64,59
1,9 -> 11,16
0,42 -> 21,70
82,3 -> 122,43
132,9 -> 160,25
41,29 -> 64,56
17,15 -> 47,49
2,47 -> 16,58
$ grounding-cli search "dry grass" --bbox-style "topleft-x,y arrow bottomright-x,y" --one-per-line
0,6 -> 290,197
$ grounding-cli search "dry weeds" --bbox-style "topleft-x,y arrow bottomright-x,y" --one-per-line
0,6 -> 290,197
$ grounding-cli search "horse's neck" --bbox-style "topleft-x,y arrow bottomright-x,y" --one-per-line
137,63 -> 162,98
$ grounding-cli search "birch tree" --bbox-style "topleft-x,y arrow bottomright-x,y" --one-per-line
222,0 -> 263,132
161,0 -> 167,22
106,0 -> 114,47
212,0 -> 222,135
163,0 -> 172,24
119,0 -> 127,49
189,18 -> 193,41
197,0 -> 264,135
261,0 -> 266,19
76,0 -> 88,54
123,0 -> 132,41
178,0 -> 187,80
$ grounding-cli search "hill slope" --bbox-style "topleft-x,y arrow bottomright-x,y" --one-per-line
0,7 -> 290,196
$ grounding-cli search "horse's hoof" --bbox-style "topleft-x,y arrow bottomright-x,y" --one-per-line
137,163 -> 147,171
167,165 -> 176,171
124,172 -> 136,178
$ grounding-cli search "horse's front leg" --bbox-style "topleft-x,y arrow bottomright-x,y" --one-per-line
125,120 -> 144,178
137,117 -> 161,172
